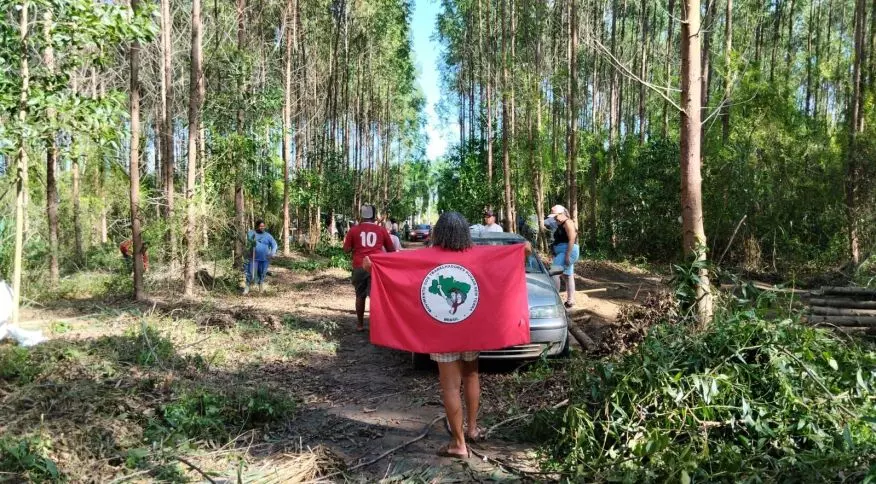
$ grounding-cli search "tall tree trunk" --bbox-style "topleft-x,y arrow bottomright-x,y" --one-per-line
72,154 -> 82,264
184,0 -> 203,296
11,1 -> 30,325
813,0 -> 825,118
663,0 -> 676,137
610,0 -> 620,142
282,0 -> 294,256
160,0 -> 176,267
43,11 -> 59,286
638,0 -> 649,144
234,0 -> 247,264
129,0 -> 145,300
701,0 -> 715,143
722,0 -> 733,142
846,0 -> 867,265
804,0 -> 813,116
502,0 -> 515,231
566,0 -> 578,221
681,0 -> 713,324
99,78 -> 108,245
486,75 -> 494,185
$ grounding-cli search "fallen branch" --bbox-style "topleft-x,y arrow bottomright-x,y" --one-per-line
819,287 -> 876,298
805,315 -> 876,326
805,298 -> 876,309
175,456 -> 217,484
717,215 -> 747,266
809,306 -> 876,317
469,447 -> 559,479
568,325 -> 597,352
777,346 -> 855,418
483,399 -> 569,439
317,414 -> 444,481
580,288 -> 608,294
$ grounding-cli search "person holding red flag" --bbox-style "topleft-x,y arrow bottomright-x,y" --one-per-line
343,204 -> 397,332
363,211 -> 532,460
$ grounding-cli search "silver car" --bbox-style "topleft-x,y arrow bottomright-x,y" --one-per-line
412,232 -> 570,368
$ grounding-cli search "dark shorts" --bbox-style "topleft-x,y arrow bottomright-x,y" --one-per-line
352,268 -> 371,299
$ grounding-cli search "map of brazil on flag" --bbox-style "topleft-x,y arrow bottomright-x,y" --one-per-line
367,244 -> 531,354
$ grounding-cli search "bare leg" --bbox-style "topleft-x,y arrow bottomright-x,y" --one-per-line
566,275 -> 575,306
355,296 -> 366,331
437,361 -> 467,455
461,359 -> 480,439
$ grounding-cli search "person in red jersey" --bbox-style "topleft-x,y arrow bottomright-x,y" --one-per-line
343,204 -> 397,332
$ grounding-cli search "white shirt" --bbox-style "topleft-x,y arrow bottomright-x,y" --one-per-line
483,223 -> 504,233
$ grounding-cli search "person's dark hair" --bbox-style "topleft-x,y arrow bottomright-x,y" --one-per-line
254,219 -> 265,228
431,211 -> 473,251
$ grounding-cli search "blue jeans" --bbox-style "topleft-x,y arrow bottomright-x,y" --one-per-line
552,243 -> 580,276
245,259 -> 269,285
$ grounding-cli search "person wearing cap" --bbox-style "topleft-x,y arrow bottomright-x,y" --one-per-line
343,204 -> 398,332
482,209 -> 504,233
545,204 -> 580,307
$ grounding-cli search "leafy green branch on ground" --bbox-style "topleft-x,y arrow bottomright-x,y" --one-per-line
536,313 -> 876,482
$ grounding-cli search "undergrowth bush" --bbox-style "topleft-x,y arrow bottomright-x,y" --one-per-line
0,435 -> 63,482
147,386 -> 296,443
540,314 -> 876,482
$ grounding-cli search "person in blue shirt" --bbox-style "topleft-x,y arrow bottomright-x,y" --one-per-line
244,220 -> 278,294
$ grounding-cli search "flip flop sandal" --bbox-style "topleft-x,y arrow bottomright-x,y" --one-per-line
436,444 -> 470,459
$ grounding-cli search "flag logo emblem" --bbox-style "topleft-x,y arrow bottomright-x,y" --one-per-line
420,264 -> 480,323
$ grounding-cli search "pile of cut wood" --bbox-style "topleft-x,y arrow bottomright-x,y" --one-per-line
804,286 -> 876,336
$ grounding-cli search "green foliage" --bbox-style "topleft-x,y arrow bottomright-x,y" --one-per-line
541,315 -> 876,482
604,139 -> 681,259
0,346 -> 45,385
435,141 -> 499,222
147,386 -> 295,443
0,216 -> 13,280
0,435 -> 63,483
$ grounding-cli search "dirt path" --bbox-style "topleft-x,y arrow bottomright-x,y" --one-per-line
12,255 -> 662,481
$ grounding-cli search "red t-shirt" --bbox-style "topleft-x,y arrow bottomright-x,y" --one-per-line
343,222 -> 396,268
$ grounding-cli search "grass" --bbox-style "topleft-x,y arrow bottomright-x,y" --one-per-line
0,307 -> 336,482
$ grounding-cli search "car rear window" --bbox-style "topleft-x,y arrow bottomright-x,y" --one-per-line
415,225 -> 430,230
473,239 -> 542,273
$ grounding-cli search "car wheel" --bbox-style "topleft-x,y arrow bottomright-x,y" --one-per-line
411,352 -> 434,371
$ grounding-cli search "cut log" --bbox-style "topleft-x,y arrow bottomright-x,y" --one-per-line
809,306 -> 876,317
804,298 -> 876,309
819,287 -> 876,298
568,325 -> 597,352
804,315 -> 876,326
812,324 -> 876,336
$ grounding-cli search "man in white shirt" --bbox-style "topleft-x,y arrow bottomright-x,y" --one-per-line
482,209 -> 504,233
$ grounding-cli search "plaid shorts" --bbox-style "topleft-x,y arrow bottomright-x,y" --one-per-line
430,352 -> 479,363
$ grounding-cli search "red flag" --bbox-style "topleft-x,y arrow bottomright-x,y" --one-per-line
368,245 -> 530,353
